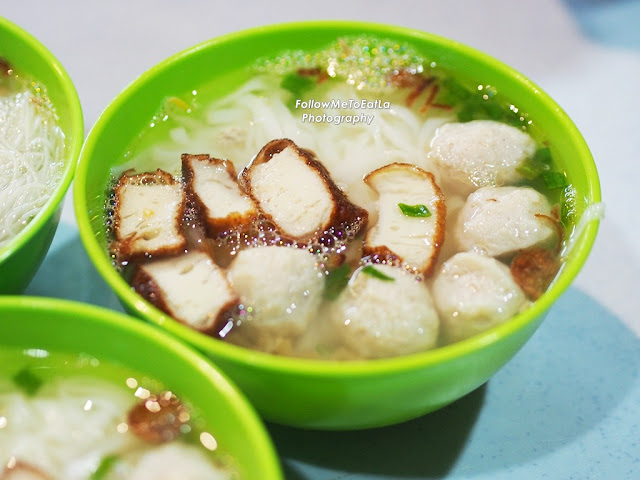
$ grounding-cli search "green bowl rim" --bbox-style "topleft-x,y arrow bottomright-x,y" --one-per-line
75,20 -> 601,378
0,17 -> 84,262
0,295 -> 283,477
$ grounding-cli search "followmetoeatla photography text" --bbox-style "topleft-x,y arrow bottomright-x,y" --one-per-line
295,98 -> 391,125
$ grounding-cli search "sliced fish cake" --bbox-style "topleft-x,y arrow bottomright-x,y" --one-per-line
182,153 -> 257,237
112,169 -> 186,261
241,138 -> 368,244
363,163 -> 446,276
131,250 -> 238,337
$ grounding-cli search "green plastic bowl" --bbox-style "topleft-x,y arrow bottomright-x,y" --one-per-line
74,21 -> 601,429
0,18 -> 83,294
0,296 -> 283,478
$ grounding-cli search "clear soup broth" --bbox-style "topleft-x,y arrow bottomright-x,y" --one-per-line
104,36 -> 578,361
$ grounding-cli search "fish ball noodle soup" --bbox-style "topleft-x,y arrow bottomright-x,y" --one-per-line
104,35 -> 588,361
0,349 -> 237,480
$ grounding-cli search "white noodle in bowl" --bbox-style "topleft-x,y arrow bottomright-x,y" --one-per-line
0,18 -> 83,293
0,89 -> 65,249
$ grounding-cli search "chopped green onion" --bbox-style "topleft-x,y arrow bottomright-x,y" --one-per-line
532,147 -> 553,166
505,111 -> 527,128
457,104 -> 475,123
91,455 -> 119,480
398,203 -> 431,217
435,78 -> 471,106
12,367 -> 43,396
517,147 -> 553,180
483,100 -> 504,120
456,95 -> 502,123
281,73 -> 316,110
323,263 -> 351,300
516,160 -> 546,180
281,72 -> 316,94
361,265 -> 395,282
540,171 -> 568,189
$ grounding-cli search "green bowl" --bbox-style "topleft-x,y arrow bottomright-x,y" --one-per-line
74,21 -> 601,429
0,296 -> 283,478
0,18 -> 83,294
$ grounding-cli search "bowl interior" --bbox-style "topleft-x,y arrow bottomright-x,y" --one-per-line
0,18 -> 83,285
75,21 -> 601,427
0,296 -> 283,478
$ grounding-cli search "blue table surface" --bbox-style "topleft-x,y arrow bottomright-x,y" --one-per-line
25,223 -> 640,480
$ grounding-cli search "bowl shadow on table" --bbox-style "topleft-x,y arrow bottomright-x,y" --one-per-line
457,286 -> 640,476
25,223 -> 124,312
268,287 -> 640,479
268,373 -> 487,479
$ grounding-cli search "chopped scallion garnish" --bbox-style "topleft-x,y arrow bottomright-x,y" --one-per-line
435,78 -> 471,106
516,161 -> 545,180
281,73 -> 316,110
532,147 -> 553,166
456,95 -> 504,123
457,104 -> 475,123
12,367 -> 43,396
540,171 -> 568,189
361,265 -> 395,282
91,455 -> 119,480
517,147 -> 553,180
398,203 -> 431,217
483,100 -> 504,120
323,263 -> 351,300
